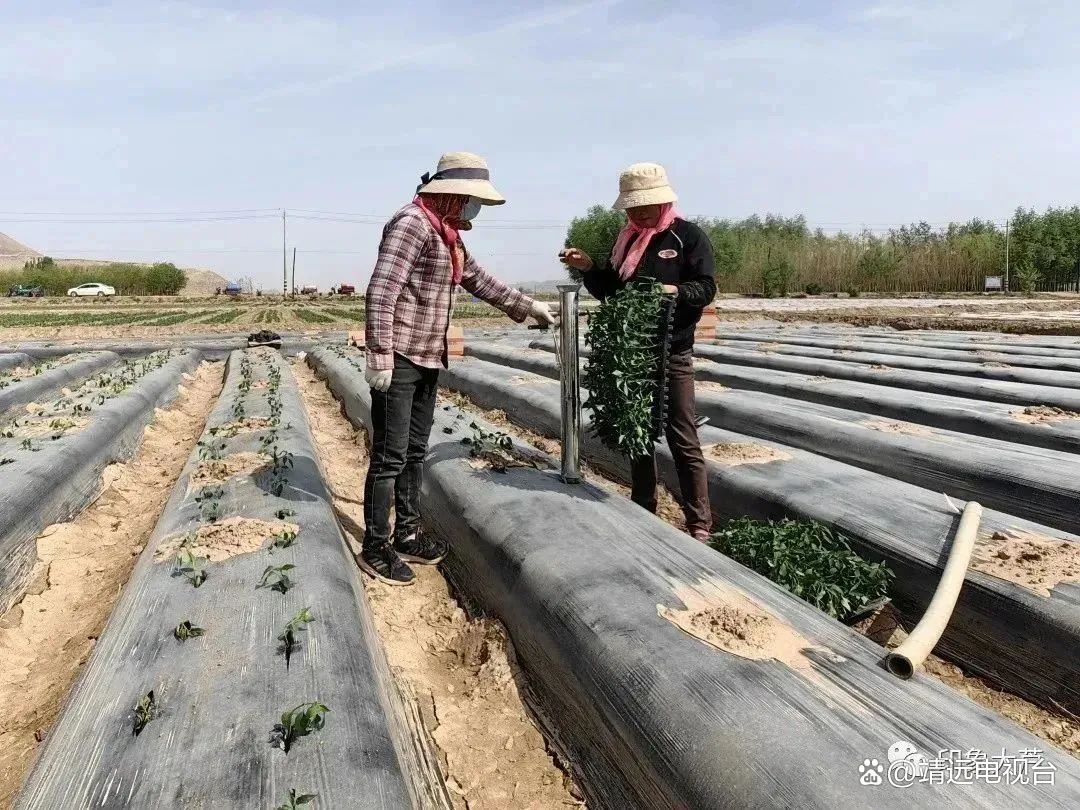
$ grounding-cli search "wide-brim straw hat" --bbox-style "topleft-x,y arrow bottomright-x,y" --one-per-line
416,152 -> 505,205
613,162 -> 678,210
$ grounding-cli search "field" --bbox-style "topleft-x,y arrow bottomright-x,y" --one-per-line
0,295 -> 506,340
1,300 -> 1080,808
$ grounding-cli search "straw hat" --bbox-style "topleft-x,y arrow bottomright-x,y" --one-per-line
416,152 -> 505,205
613,162 -> 678,210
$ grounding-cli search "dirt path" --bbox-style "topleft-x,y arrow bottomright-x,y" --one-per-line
292,360 -> 584,810
0,361 -> 223,808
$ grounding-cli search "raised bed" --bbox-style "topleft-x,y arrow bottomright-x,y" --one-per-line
728,327 -> 1080,359
0,351 -> 119,418
1,332 -> 349,361
521,337 -> 1080,411
0,352 -> 31,373
439,352 -> 1080,715
715,330 -> 1080,371
0,349 -> 202,614
702,339 -> 1080,389
16,348 -> 443,810
691,359 -> 1080,453
307,345 -> 1080,809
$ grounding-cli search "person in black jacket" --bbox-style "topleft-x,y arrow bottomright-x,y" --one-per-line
562,162 -> 716,541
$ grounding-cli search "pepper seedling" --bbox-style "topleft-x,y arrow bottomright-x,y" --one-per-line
174,549 -> 208,588
269,702 -> 329,753
0,457 -> 13,466
276,789 -> 318,810
269,529 -> 299,553
278,607 -> 314,668
258,564 -> 295,594
133,690 -> 156,736
173,620 -> 205,641
275,507 -> 296,519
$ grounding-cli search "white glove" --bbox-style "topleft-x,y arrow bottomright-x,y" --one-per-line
529,300 -> 556,327
365,366 -> 392,393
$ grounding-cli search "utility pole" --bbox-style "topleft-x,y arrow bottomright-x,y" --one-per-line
1004,216 -> 1010,293
282,209 -> 288,298
291,247 -> 297,294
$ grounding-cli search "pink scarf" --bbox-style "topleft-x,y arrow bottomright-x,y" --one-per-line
611,203 -> 680,281
413,195 -> 467,284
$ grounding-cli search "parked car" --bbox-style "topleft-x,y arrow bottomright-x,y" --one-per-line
300,285 -> 319,296
337,284 -> 356,296
67,282 -> 116,297
8,284 -> 44,297
224,282 -> 243,296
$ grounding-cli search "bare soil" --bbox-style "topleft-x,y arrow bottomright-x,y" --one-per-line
153,517 -> 299,563
706,442 -> 792,467
861,420 -> 934,436
292,361 -> 584,810
1012,405 -> 1080,425
971,530 -> 1080,597
189,451 -> 270,487
0,361 -> 222,808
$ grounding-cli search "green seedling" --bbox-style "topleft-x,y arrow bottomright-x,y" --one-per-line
709,518 -> 893,620
462,422 -> 513,455
258,564 -> 295,594
269,702 -> 328,753
232,400 -> 246,420
73,403 -> 92,415
174,549 -> 207,588
133,690 -> 156,736
200,500 -> 224,523
270,447 -> 294,471
276,788 -> 317,809
20,439 -> 38,452
278,607 -> 314,668
275,508 -> 296,519
0,457 -> 14,466
173,620 -> 205,641
197,440 -> 225,461
269,529 -> 299,552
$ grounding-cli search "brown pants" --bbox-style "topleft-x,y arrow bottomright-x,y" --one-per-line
630,350 -> 712,535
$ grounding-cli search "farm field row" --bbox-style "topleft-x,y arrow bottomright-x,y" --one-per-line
1,332 -> 1079,808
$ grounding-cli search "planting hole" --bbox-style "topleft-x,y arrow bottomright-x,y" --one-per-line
155,518 -> 300,563
706,442 -> 792,467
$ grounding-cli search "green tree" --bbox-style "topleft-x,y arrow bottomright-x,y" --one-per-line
564,205 -> 625,280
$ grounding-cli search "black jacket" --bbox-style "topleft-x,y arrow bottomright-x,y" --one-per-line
582,218 -> 716,353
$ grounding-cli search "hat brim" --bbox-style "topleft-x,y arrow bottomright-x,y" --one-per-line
417,178 -> 506,205
613,186 -> 678,210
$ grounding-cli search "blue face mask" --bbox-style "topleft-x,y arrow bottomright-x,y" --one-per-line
461,197 -> 482,221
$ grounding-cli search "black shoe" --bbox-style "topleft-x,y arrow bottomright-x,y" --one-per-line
393,532 -> 448,565
356,544 -> 415,586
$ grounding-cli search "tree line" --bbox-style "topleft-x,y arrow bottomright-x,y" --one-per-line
3,257 -> 187,295
565,206 -> 1080,295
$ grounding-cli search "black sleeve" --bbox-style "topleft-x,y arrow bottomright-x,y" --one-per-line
677,223 -> 717,308
581,254 -> 623,301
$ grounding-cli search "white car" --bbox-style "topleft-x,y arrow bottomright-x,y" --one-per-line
67,282 -> 116,297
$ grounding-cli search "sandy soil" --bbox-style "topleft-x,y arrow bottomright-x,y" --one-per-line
1012,405 -> 1080,425
706,442 -> 793,467
862,420 -> 934,436
0,361 -> 222,808
292,361 -> 584,810
858,606 -> 1079,758
971,530 -> 1080,597
153,517 -> 300,564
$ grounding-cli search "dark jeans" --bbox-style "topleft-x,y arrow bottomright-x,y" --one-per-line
363,354 -> 439,548
630,350 -> 712,535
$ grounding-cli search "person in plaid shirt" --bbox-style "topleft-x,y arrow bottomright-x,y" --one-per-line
359,152 -> 555,585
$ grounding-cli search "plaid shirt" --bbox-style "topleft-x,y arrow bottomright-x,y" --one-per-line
365,204 -> 532,370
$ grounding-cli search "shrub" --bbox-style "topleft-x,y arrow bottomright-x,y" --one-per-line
761,250 -> 795,298
844,285 -> 861,298
804,282 -> 824,295
710,518 -> 892,620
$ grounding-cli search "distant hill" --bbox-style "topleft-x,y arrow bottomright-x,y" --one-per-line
514,279 -> 567,294
0,231 -> 227,295
0,232 -> 41,269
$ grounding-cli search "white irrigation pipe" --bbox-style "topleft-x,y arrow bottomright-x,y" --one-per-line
885,500 -> 983,679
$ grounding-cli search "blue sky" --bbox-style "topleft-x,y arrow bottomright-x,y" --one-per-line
2,0 -> 1078,289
